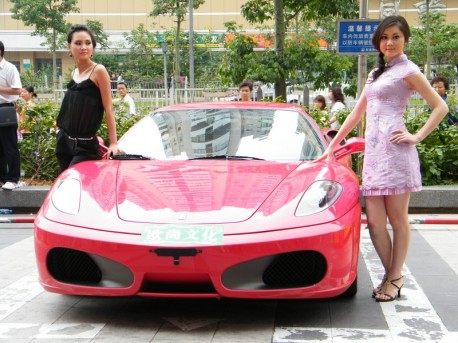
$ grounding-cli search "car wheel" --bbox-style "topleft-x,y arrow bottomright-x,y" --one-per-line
339,276 -> 358,298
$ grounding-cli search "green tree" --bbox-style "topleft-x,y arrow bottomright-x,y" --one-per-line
85,20 -> 110,50
240,0 -> 358,100
218,22 -> 258,86
121,24 -> 164,84
56,20 -> 110,51
120,24 -> 220,88
9,0 -> 79,89
150,0 -> 205,91
219,22 -> 353,97
18,101 -> 60,182
192,33 -> 224,87
407,13 -> 458,81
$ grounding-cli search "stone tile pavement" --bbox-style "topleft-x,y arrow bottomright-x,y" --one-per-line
0,215 -> 457,342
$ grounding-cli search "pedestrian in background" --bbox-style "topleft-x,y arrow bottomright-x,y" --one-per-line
313,95 -> 327,110
18,85 -> 37,137
430,75 -> 458,127
110,73 -> 118,92
116,82 -> 136,117
0,40 -> 23,190
238,81 -> 253,102
328,87 -> 346,129
55,24 -> 118,172
320,16 -> 448,302
167,73 -> 173,92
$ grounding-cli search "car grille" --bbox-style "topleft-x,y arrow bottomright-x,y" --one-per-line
262,251 -> 326,287
222,250 -> 327,290
47,248 -> 102,284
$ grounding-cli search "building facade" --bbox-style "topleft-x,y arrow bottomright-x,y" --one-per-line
0,0 -> 457,78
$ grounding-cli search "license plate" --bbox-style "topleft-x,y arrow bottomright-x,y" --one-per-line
141,224 -> 224,245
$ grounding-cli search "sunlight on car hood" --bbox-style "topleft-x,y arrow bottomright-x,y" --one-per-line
116,160 -> 298,224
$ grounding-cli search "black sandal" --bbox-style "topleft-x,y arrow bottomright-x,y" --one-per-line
375,276 -> 404,302
372,274 -> 387,298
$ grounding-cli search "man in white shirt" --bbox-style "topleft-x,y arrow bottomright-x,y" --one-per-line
0,41 -> 23,190
116,82 -> 136,117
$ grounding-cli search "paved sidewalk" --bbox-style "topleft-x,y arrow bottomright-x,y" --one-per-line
0,217 -> 457,342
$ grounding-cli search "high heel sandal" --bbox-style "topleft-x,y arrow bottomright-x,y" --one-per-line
372,274 -> 387,298
375,276 -> 404,302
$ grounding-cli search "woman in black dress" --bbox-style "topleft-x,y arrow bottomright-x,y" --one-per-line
56,24 -> 118,171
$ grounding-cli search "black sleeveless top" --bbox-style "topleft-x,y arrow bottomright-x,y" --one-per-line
56,65 -> 104,137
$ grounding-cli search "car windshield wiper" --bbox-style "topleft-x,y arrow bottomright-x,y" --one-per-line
189,155 -> 264,161
188,155 -> 228,160
111,154 -> 154,160
226,155 -> 264,160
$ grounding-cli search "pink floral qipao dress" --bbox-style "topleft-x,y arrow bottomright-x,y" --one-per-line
362,54 -> 422,196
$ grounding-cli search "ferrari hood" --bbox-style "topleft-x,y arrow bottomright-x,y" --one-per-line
116,161 -> 299,224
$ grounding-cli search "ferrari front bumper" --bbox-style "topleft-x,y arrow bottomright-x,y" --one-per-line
34,206 -> 361,299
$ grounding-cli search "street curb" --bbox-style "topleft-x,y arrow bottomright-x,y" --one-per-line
360,185 -> 458,213
0,186 -> 49,212
1,185 -> 457,213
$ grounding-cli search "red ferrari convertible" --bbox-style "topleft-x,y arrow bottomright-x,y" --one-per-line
35,102 -> 364,299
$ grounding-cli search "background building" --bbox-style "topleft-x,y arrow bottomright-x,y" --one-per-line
0,0 -> 457,79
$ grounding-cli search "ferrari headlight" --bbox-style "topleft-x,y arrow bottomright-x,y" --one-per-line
295,181 -> 343,216
51,178 -> 81,214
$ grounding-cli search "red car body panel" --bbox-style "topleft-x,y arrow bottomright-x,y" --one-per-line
34,102 -> 364,299
35,205 -> 360,298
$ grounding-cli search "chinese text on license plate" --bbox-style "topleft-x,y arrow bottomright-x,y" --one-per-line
141,224 -> 223,245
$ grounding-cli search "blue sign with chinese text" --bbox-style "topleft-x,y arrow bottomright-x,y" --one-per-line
337,20 -> 381,55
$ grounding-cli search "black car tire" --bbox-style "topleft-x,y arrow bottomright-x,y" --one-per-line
339,276 -> 358,298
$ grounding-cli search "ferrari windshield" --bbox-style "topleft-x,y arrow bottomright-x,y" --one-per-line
117,107 -> 325,161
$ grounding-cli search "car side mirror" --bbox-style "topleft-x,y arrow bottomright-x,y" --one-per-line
334,137 -> 365,160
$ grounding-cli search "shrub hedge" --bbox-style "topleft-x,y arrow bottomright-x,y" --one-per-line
19,100 -> 457,185
309,104 -> 458,185
18,100 -> 142,183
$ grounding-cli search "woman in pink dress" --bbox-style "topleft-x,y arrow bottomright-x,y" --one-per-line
321,16 -> 448,302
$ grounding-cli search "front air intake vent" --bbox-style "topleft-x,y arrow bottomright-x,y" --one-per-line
262,251 -> 326,287
47,247 -> 102,284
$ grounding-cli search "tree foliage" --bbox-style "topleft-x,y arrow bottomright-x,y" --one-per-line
150,0 -> 205,91
18,101 -> 60,182
19,100 -> 143,182
84,20 -> 110,50
405,104 -> 458,185
120,24 -> 164,85
239,0 -> 358,100
192,34 -> 224,87
407,13 -> 458,80
218,22 -> 259,86
9,0 -> 79,88
241,0 -> 357,25
219,21 -> 353,97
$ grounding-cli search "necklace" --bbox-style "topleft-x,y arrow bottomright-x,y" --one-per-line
73,63 -> 96,83
78,63 -> 95,75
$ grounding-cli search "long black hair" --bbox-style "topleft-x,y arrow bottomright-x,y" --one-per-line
329,87 -> 346,106
23,85 -> 37,98
370,16 -> 410,82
